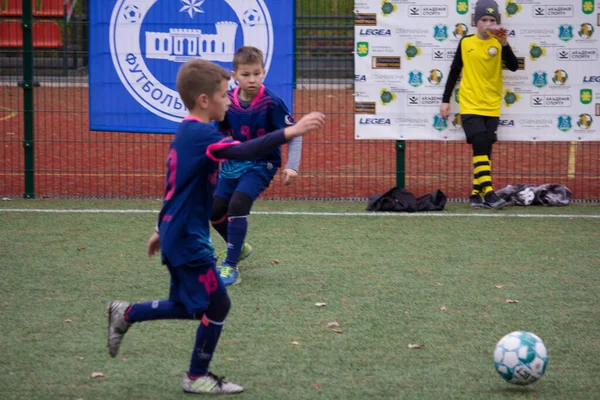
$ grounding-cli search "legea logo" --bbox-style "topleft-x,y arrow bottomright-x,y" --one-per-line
359,118 -> 391,125
109,0 -> 274,122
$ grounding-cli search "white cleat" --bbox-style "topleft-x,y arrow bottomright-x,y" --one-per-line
107,300 -> 132,357
182,372 -> 244,395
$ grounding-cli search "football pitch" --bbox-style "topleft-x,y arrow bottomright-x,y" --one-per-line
1,200 -> 599,399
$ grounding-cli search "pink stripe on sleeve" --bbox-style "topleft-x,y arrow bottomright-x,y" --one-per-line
206,138 -> 240,162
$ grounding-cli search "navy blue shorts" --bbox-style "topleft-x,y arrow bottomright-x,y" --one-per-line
215,167 -> 277,201
167,261 -> 227,317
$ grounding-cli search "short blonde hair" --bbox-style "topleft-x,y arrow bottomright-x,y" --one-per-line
233,46 -> 264,71
176,59 -> 230,110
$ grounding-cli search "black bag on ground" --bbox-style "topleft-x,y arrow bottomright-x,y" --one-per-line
367,187 -> 447,212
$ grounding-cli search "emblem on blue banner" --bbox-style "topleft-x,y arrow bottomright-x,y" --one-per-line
109,0 -> 274,122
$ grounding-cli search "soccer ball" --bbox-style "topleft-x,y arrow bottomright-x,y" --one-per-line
493,331 -> 548,385
123,5 -> 141,23
242,9 -> 261,27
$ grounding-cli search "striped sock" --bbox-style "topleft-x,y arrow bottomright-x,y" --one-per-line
471,175 -> 482,196
473,155 -> 493,194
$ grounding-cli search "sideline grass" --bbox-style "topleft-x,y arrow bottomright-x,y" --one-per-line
0,201 -> 599,399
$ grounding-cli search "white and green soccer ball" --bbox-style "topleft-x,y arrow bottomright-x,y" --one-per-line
493,331 -> 548,385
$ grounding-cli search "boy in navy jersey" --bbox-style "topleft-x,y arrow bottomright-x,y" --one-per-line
106,59 -> 325,395
210,46 -> 301,286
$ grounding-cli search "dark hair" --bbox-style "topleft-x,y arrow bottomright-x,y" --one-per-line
176,59 -> 230,110
233,46 -> 264,71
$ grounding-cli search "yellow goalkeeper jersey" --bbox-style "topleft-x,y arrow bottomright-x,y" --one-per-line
458,35 -> 504,117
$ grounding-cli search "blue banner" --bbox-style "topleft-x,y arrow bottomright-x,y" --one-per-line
89,0 -> 294,133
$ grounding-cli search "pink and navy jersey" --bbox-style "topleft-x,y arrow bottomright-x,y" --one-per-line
216,85 -> 294,179
157,116 -> 289,268
157,117 -> 234,268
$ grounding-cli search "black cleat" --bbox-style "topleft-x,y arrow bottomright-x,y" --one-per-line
469,194 -> 484,209
483,191 -> 507,210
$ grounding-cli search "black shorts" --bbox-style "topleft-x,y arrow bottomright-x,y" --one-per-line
460,114 -> 499,144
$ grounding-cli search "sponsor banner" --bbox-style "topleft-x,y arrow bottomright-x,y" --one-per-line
354,114 -> 598,141
355,0 -> 600,141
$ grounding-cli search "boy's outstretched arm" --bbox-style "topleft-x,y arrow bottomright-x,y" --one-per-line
208,112 -> 325,161
270,98 -> 302,185
282,133 -> 302,185
282,137 -> 302,185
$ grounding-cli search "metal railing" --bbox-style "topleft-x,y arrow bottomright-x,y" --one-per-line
0,0 -> 598,200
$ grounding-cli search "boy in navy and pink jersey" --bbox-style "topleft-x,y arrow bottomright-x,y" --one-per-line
106,58 -> 325,395
210,46 -> 302,286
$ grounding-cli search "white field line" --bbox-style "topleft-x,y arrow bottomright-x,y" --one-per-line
0,209 -> 599,219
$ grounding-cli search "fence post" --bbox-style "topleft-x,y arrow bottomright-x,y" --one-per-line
395,140 -> 405,188
22,0 -> 35,198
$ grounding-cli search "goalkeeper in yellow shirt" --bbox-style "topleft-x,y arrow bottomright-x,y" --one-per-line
440,0 -> 518,209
